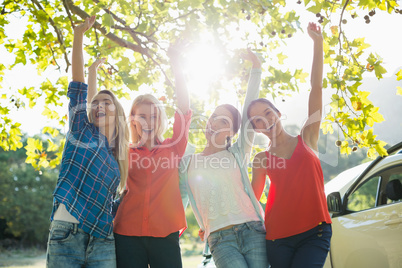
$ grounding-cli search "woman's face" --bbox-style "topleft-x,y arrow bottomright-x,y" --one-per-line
205,106 -> 234,146
132,103 -> 159,141
91,93 -> 116,129
248,101 -> 282,137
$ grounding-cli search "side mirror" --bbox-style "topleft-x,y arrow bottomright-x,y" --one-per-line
327,192 -> 343,214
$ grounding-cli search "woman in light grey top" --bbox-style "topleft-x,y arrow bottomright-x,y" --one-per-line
179,49 -> 268,268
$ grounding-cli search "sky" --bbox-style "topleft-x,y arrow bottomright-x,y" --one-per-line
1,5 -> 402,144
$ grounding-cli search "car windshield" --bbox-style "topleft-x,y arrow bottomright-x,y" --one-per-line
325,162 -> 371,195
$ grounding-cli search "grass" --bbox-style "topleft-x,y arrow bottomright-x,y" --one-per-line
0,242 -> 205,268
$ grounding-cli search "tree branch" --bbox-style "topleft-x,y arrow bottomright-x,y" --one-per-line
64,0 -> 175,90
65,0 -> 148,56
31,0 -> 71,72
92,0 -> 149,46
341,33 -> 365,69
62,0 -> 75,28
336,0 -> 349,73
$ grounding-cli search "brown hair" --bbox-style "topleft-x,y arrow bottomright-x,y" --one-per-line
217,104 -> 241,149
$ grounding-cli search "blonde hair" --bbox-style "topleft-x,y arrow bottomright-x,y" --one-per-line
129,94 -> 168,144
88,90 -> 129,194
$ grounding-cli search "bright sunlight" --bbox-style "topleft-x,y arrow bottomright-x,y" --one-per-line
182,34 -> 224,100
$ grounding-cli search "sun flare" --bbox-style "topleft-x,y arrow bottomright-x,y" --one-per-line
182,42 -> 224,100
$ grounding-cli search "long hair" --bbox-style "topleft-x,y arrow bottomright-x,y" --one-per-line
217,104 -> 241,149
247,98 -> 280,129
88,90 -> 129,194
129,94 -> 168,145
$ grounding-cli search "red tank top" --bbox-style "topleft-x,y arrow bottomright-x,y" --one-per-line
264,135 -> 332,240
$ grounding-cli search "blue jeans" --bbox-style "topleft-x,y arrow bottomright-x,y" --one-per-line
266,223 -> 332,268
46,220 -> 116,268
207,221 -> 269,268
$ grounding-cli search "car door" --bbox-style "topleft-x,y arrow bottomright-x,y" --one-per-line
329,165 -> 402,268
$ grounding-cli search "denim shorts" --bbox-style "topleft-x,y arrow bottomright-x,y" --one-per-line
46,220 -> 116,268
207,221 -> 269,268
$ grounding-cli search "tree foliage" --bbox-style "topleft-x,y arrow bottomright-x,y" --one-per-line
0,0 -> 400,170
0,137 -> 59,245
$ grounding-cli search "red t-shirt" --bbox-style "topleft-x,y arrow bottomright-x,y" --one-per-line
113,110 -> 192,237
264,135 -> 332,240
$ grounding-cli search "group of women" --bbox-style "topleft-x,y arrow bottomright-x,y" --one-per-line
45,15 -> 332,268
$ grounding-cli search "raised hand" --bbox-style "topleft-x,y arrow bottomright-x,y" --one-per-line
240,48 -> 261,68
74,15 -> 96,35
88,58 -> 106,102
168,38 -> 190,114
167,38 -> 188,64
302,22 -> 324,149
89,58 -> 106,72
72,15 -> 96,83
307,22 -> 323,42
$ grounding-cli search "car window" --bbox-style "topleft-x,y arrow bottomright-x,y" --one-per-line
386,174 -> 402,204
346,176 -> 380,212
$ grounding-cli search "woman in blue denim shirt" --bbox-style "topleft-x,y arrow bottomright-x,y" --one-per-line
46,16 -> 129,268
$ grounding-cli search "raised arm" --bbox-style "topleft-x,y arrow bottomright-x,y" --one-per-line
238,49 -> 262,156
168,45 -> 190,114
72,15 -> 96,83
251,151 -> 268,201
302,22 -> 324,150
88,58 -> 106,103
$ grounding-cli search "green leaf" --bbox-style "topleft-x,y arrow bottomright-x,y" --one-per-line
397,86 -> 402,95
340,140 -> 352,155
18,87 -> 40,108
370,107 -> 385,123
25,138 -> 41,155
42,127 -> 60,138
374,64 -> 387,79
277,52 -> 287,65
358,0 -> 377,10
0,106 -> 10,115
354,38 -> 370,52
102,13 -> 114,34
375,140 -> 388,156
367,147 -> 377,159
47,139 -> 59,152
294,70 -> 309,83
42,106 -> 59,120
321,121 -> 334,135
307,3 -> 323,14
396,69 -> 402,81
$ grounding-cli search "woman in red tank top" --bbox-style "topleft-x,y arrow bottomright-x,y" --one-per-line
246,22 -> 332,268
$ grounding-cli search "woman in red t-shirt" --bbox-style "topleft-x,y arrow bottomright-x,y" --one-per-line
113,46 -> 191,268
247,22 -> 332,268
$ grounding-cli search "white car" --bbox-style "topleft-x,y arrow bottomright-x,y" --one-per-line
324,142 -> 402,268
198,143 -> 402,268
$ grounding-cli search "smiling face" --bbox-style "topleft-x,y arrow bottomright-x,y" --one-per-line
248,101 -> 282,138
205,106 -> 234,146
131,103 -> 159,142
90,93 -> 116,129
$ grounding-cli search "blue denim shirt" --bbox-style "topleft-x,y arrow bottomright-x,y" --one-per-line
51,81 -> 120,238
179,69 -> 265,235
